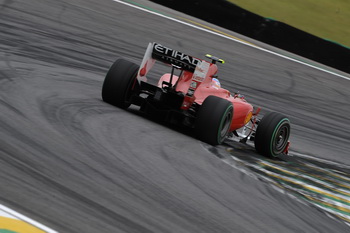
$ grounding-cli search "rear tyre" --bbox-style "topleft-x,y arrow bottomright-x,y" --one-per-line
102,58 -> 139,109
195,96 -> 233,145
254,112 -> 290,157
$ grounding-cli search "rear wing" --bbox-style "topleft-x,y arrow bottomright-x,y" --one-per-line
137,42 -> 202,82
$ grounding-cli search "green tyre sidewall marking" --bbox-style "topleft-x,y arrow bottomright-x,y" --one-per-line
217,105 -> 233,144
270,118 -> 290,157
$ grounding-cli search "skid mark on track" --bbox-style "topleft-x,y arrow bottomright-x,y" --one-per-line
207,140 -> 350,226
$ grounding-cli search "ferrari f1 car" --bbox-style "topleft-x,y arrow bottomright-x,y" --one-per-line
102,42 -> 290,157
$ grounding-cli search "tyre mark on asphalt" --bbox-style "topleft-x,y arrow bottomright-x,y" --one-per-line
208,140 -> 350,226
0,0 -> 14,11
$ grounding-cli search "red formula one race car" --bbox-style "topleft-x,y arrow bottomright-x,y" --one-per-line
102,42 -> 290,157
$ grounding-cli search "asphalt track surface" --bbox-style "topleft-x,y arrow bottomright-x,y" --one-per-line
1,0 -> 350,232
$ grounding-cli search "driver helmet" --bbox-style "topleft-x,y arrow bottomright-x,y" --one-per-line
212,78 -> 221,88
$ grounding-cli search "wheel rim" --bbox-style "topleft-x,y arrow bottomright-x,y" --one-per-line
272,122 -> 290,155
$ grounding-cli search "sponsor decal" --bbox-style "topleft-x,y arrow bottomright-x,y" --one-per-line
190,81 -> 197,88
187,89 -> 194,96
192,60 -> 210,82
152,43 -> 201,71
187,81 -> 199,97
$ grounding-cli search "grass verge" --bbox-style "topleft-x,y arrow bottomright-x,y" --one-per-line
227,0 -> 350,48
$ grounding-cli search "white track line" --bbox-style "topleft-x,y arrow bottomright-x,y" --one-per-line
113,0 -> 350,81
0,204 -> 58,233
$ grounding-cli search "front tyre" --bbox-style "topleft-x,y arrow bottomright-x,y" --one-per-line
195,96 -> 233,145
254,112 -> 290,157
102,58 -> 139,109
